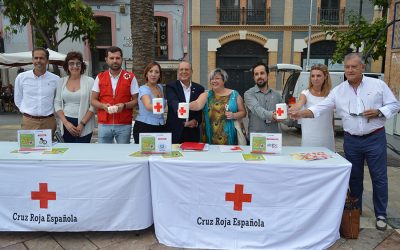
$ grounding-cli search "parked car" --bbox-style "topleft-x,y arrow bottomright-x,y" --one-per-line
272,64 -> 384,130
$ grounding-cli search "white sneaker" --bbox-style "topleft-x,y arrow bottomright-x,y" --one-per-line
376,216 -> 387,231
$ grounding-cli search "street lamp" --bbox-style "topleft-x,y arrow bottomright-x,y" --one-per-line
306,0 -> 314,71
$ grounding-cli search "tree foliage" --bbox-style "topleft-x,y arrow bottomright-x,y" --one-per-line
325,16 -> 387,63
323,0 -> 389,64
2,0 -> 99,50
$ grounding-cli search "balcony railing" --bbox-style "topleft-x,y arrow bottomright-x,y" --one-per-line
218,7 -> 270,25
246,9 -> 266,25
319,8 -> 345,25
219,8 -> 241,25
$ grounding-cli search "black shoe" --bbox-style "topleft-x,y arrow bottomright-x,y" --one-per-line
376,216 -> 387,231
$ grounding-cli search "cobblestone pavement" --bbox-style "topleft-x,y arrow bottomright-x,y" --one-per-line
1,112 -> 400,249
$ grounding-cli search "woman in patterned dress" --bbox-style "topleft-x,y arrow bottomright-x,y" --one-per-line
189,68 -> 246,145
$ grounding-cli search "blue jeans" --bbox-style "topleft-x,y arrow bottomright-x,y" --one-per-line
344,129 -> 387,218
98,124 -> 132,144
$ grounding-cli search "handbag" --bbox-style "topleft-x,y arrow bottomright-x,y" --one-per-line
234,120 -> 247,145
340,189 -> 360,239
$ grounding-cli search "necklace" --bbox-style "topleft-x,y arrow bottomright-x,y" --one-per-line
311,88 -> 322,96
147,83 -> 162,98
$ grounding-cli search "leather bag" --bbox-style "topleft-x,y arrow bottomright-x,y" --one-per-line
234,120 -> 247,145
340,190 -> 360,239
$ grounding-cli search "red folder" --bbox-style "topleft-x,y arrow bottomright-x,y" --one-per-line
180,142 -> 206,151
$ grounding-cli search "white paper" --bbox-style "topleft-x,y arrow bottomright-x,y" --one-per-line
276,103 -> 288,119
178,102 -> 189,119
152,98 -> 164,114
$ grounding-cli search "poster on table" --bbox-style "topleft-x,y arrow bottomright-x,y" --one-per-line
139,133 -> 172,154
250,133 -> 282,154
17,130 -> 52,152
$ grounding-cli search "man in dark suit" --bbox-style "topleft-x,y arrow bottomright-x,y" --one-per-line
166,61 -> 205,143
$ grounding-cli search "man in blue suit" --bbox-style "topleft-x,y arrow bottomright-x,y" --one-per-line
166,61 -> 205,143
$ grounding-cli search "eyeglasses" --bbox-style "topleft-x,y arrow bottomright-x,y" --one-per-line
348,99 -> 366,117
68,62 -> 82,67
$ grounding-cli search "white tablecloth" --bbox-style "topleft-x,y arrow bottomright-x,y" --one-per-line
149,146 -> 352,249
0,142 -> 152,231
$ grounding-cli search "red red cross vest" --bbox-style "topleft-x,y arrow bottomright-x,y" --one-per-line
97,70 -> 134,125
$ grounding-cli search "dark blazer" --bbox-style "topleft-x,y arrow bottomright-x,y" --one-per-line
166,80 -> 205,143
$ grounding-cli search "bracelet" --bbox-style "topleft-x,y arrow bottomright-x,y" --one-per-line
80,121 -> 86,127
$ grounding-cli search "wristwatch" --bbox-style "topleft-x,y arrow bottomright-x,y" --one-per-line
377,110 -> 383,117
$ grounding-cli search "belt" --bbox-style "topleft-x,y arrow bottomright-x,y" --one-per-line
23,113 -> 54,119
344,127 -> 384,137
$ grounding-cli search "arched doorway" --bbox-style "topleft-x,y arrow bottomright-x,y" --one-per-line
301,40 -> 347,71
216,40 -> 268,97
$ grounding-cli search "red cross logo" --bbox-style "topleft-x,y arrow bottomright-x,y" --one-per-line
153,102 -> 163,112
31,183 -> 56,209
276,107 -> 285,116
225,184 -> 252,211
178,106 -> 187,116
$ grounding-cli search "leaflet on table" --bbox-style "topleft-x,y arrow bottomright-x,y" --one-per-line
139,133 -> 172,154
242,153 -> 265,161
42,148 -> 69,154
17,129 -> 52,152
250,133 -> 282,154
129,151 -> 150,157
162,151 -> 183,158
290,152 -> 332,161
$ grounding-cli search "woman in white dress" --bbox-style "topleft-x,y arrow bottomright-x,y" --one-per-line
290,64 -> 335,151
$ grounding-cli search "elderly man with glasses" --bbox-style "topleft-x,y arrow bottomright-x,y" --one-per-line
290,53 -> 400,231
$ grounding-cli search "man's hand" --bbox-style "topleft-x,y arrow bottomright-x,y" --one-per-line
115,103 -> 126,113
103,103 -> 111,113
289,110 -> 302,120
184,119 -> 198,128
363,109 -> 381,119
271,112 -> 285,122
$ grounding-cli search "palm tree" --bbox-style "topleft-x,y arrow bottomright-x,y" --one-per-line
131,0 -> 155,85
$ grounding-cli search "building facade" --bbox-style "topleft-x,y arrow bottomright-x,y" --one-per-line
384,0 -> 400,136
188,0 -> 384,96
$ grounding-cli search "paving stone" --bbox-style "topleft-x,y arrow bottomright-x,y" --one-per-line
374,230 -> 400,250
332,228 -> 393,249
24,235 -> 63,250
84,230 -> 146,249
99,228 -> 157,250
51,232 -> 97,250
328,237 -> 346,249
0,243 -> 27,250
0,233 -> 46,248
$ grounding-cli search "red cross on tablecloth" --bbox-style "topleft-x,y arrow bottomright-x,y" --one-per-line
31,183 -> 56,209
154,102 -> 163,112
225,184 -> 252,211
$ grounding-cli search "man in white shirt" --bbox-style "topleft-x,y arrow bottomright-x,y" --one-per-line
91,46 -> 139,144
14,47 -> 60,135
290,53 -> 400,231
